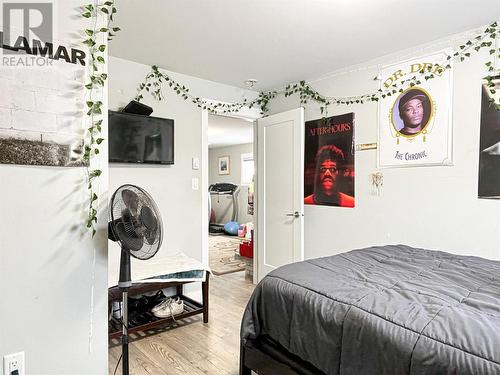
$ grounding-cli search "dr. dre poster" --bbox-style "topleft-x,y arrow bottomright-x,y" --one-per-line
304,113 -> 355,208
378,51 -> 453,168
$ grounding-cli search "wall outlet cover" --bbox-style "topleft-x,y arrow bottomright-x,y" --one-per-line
192,177 -> 199,190
3,352 -> 24,375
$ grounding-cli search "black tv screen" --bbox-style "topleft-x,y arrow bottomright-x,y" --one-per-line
108,111 -> 174,164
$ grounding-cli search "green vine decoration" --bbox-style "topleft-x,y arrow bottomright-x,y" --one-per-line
76,15 -> 497,235
134,22 -> 499,114
82,0 -> 120,236
133,65 -> 274,115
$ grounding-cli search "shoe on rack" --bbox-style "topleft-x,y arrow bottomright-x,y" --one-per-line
143,290 -> 167,310
128,290 -> 167,314
128,296 -> 143,313
129,311 -> 153,326
151,297 -> 184,319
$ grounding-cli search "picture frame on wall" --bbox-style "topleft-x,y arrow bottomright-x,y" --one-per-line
377,50 -> 453,168
304,113 -> 355,208
218,155 -> 230,175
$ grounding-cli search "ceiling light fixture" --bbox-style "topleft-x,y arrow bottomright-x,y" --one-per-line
244,79 -> 258,88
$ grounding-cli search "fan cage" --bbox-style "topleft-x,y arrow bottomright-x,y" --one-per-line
109,184 -> 163,260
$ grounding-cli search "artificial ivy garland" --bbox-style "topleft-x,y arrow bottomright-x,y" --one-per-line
135,22 -> 499,115
79,10 -> 497,236
82,0 -> 120,236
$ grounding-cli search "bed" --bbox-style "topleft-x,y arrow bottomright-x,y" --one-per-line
240,245 -> 500,374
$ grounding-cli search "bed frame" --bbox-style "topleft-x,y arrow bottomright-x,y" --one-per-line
239,337 -> 325,375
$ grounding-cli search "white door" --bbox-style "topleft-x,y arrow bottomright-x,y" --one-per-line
256,108 -> 304,281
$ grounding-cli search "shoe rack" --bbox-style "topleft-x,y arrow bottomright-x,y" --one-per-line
108,273 -> 210,340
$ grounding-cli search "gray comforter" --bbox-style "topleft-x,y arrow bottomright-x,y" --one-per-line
241,245 -> 500,374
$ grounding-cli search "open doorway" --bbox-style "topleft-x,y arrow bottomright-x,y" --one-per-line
206,114 -> 255,283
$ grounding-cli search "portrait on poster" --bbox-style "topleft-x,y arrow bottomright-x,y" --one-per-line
378,51 -> 453,168
304,113 -> 355,208
391,87 -> 433,137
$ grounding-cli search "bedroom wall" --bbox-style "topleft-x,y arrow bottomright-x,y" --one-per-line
108,57 -> 257,298
209,143 -> 254,225
267,25 -> 500,261
0,1 -> 109,374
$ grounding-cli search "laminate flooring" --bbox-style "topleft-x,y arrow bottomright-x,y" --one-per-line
109,271 -> 255,375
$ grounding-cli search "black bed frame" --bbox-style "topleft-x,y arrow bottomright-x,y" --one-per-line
239,337 -> 326,375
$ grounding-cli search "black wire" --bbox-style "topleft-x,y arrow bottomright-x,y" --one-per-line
113,354 -> 122,375
118,317 -> 127,329
110,306 -> 128,329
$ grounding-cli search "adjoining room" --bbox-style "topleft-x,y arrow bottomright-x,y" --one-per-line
208,114 -> 255,280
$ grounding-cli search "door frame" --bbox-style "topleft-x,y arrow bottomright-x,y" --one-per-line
201,104 -> 262,284
252,119 -> 258,284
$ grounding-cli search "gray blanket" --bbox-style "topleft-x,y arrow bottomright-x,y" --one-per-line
241,245 -> 500,374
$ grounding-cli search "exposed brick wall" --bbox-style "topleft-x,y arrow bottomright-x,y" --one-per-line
0,55 -> 85,144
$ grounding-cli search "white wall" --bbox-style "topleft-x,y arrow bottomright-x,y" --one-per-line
108,57 -> 257,298
268,26 -> 500,261
209,143 -> 254,225
0,2 -> 108,374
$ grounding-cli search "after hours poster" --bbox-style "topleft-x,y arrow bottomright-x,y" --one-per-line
304,113 -> 355,208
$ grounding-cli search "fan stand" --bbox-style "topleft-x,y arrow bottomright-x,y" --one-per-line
118,249 -> 132,375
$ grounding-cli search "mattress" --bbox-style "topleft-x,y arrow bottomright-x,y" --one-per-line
241,245 -> 500,374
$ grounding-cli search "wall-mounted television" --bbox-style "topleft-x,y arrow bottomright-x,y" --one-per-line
108,111 -> 174,164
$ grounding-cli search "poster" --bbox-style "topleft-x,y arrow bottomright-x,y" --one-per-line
304,113 -> 355,207
378,51 -> 453,167
478,76 -> 500,199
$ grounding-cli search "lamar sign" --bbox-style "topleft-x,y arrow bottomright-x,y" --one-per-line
1,2 -> 87,67
0,32 -> 86,66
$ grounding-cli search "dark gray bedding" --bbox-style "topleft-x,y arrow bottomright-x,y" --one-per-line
241,245 -> 500,374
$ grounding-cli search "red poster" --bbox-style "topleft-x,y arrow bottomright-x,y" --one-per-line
304,113 -> 355,207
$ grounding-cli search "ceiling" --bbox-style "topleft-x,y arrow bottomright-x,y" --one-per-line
208,115 -> 253,149
110,1 -> 500,90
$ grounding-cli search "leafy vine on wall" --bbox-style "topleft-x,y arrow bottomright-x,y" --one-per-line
134,22 -> 499,114
82,0 -> 120,236
79,11 -> 497,236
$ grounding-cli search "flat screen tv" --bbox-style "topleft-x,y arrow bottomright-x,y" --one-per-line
108,111 -> 174,164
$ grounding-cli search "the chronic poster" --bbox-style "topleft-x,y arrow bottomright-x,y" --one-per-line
378,51 -> 453,168
304,113 -> 355,208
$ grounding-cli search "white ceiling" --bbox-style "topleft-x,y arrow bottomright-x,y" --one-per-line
110,0 -> 500,90
208,115 -> 253,149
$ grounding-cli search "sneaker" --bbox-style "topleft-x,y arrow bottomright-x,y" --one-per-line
143,290 -> 167,310
151,297 -> 184,319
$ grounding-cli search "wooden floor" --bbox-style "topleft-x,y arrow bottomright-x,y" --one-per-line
109,272 -> 255,375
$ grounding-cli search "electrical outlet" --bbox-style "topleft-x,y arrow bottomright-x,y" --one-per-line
3,352 -> 24,375
191,177 -> 199,190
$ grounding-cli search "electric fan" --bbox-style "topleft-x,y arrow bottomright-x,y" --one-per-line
108,184 -> 163,375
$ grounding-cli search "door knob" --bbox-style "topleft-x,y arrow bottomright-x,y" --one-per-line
286,211 -> 302,218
